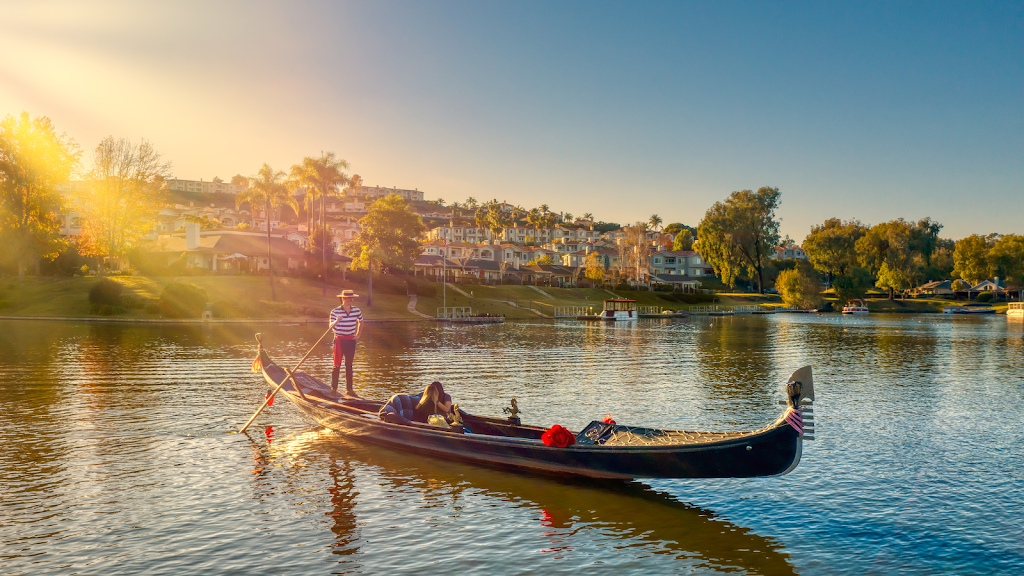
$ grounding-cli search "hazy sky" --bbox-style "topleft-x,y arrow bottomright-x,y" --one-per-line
2,1 -> 1021,240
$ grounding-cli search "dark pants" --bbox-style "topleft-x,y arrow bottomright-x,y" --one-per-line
332,336 -> 356,392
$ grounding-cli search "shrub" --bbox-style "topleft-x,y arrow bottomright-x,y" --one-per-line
89,278 -> 124,306
159,282 -> 208,318
976,292 -> 993,303
144,302 -> 160,314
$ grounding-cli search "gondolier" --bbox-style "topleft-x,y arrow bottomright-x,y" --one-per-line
330,289 -> 363,395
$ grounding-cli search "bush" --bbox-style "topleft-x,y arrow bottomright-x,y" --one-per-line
144,302 -> 160,314
89,278 -> 124,306
976,292 -> 993,303
159,282 -> 208,318
119,294 -> 146,309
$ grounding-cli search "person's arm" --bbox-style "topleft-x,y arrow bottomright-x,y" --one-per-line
354,310 -> 364,339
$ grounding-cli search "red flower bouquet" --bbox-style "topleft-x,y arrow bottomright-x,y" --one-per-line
541,424 -> 576,448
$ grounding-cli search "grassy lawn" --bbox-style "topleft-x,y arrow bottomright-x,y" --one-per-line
0,275 -> 418,320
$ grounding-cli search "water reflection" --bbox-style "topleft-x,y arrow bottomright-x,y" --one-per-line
273,430 -> 797,575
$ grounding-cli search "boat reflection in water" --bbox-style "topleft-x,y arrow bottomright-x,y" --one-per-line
262,429 -> 797,575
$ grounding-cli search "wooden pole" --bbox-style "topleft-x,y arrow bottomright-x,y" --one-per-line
238,320 -> 339,433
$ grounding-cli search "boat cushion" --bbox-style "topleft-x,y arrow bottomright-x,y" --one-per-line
379,394 -> 418,420
378,392 -> 454,421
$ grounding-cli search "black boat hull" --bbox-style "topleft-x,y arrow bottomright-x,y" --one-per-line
261,364 -> 804,480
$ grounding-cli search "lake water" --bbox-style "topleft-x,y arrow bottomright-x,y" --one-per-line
1,315 -> 1022,575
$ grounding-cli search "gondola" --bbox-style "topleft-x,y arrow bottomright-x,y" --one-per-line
252,337 -> 815,480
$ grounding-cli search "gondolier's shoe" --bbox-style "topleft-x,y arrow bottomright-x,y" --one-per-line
331,367 -> 341,394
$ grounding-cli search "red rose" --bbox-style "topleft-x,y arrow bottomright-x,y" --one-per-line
541,424 -> 576,448
600,414 -> 615,424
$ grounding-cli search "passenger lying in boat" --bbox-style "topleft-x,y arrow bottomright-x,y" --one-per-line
379,381 -> 453,425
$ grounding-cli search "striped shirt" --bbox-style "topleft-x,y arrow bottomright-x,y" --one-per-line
330,306 -> 363,338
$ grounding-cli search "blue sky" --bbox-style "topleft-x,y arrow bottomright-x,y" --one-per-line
1,1 -> 1021,240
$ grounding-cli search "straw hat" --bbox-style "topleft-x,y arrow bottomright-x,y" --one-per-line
336,290 -> 359,298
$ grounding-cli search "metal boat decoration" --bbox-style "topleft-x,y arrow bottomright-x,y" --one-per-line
251,336 -> 815,480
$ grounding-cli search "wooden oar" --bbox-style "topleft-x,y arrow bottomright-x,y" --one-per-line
238,320 -> 340,434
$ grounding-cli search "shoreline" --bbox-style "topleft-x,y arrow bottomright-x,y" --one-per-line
0,315 -> 430,324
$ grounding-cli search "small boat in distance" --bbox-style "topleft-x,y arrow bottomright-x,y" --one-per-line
943,303 -> 996,315
1008,303 -> 1024,320
842,299 -> 869,315
601,298 -> 638,320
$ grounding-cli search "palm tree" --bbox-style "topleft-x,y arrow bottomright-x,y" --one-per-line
344,173 -> 363,198
436,198 -> 445,207
290,152 -> 349,295
649,214 -> 663,231
563,212 -> 573,224
539,204 -> 550,214
236,163 -> 298,301
582,212 -> 594,222
527,208 -> 541,245
465,197 -> 477,210
451,201 -> 461,217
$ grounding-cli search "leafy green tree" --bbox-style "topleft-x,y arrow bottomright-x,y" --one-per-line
832,266 -> 873,304
663,222 -> 689,236
776,268 -> 823,310
951,279 -> 970,292
672,229 -> 694,251
695,187 -> 781,292
803,218 -> 867,285
855,219 -> 914,299
349,194 -> 425,306
952,234 -> 991,285
0,112 -> 81,277
236,163 -> 298,301
909,217 -> 943,266
290,152 -> 349,295
987,234 -> 1024,289
875,260 -> 911,300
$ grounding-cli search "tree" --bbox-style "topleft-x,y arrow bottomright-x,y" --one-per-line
663,222 -> 688,236
776,268 -> 823,310
539,203 -> 550,214
349,194 -> 425,306
855,219 -> 914,299
563,212 -> 573,224
436,198 -> 445,207
527,208 -> 542,245
465,197 -> 477,210
585,252 -> 605,286
875,260 -> 911,300
649,214 -> 663,231
832,266 -> 873,304
290,152 -> 349,295
498,260 -> 511,286
618,221 -> 650,287
909,217 -> 943,266
803,218 -> 868,285
79,136 -> 171,273
230,174 -> 247,186
988,234 -> 1024,289
344,174 -> 363,198
672,229 -> 694,251
236,163 -> 298,301
695,187 -> 781,292
0,112 -> 81,278
952,234 -> 991,285
582,212 -> 594,222
527,255 -> 555,265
